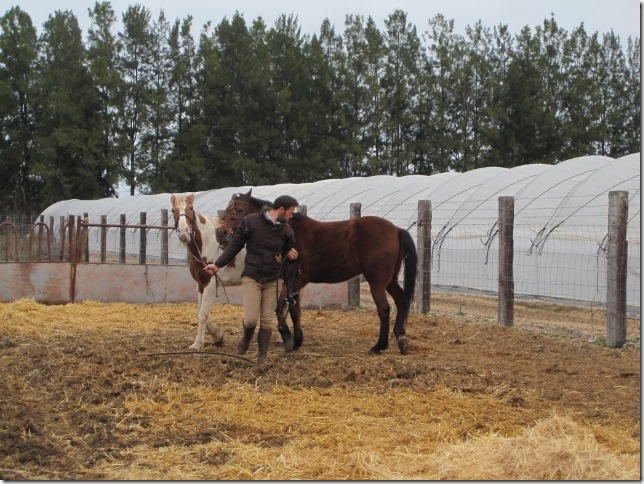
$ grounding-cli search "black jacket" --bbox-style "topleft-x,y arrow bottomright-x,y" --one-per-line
214,211 -> 296,284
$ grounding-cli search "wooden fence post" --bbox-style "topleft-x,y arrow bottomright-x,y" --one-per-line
38,215 -> 44,258
498,196 -> 514,327
67,215 -> 75,263
161,209 -> 169,265
48,216 -> 54,258
348,203 -> 361,307
416,200 -> 432,313
83,212 -> 89,262
119,214 -> 126,264
100,215 -> 107,263
606,191 -> 628,347
139,212 -> 147,264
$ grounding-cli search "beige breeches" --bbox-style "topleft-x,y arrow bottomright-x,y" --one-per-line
241,276 -> 283,330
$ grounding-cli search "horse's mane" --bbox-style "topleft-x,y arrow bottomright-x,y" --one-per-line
249,195 -> 273,209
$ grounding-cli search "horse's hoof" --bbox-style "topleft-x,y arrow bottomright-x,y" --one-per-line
213,336 -> 224,347
369,346 -> 383,355
189,343 -> 203,351
397,336 -> 409,355
282,335 -> 295,352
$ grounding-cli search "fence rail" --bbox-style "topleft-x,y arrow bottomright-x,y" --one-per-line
0,212 -> 179,265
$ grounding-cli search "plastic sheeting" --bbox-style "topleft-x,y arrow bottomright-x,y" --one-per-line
39,153 -> 641,310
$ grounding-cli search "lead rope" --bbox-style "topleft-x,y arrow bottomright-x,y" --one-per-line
275,257 -> 299,338
276,258 -> 299,310
146,350 -> 254,364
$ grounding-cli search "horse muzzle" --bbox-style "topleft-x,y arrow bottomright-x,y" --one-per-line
178,231 -> 191,243
215,226 -> 232,245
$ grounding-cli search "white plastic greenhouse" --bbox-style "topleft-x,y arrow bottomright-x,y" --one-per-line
39,153 -> 640,311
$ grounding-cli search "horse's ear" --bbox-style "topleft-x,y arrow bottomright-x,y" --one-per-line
171,194 -> 176,206
187,193 -> 195,204
246,189 -> 252,197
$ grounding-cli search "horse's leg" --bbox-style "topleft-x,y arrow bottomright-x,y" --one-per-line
276,281 -> 294,351
387,281 -> 409,355
289,291 -> 303,350
189,285 -> 223,351
367,281 -> 391,354
189,291 -> 205,351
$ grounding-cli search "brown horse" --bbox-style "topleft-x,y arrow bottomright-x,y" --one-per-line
216,189 -> 418,355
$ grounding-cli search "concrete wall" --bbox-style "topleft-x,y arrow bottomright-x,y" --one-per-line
0,262 -> 349,308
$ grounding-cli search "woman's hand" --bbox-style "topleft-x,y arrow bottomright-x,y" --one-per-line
287,248 -> 298,260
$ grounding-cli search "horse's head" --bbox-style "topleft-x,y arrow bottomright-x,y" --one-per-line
171,193 -> 197,244
216,189 -> 253,246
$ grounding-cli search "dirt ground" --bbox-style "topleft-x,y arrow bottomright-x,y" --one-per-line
0,290 -> 640,479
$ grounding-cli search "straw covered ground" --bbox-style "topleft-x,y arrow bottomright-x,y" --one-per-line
0,293 -> 640,480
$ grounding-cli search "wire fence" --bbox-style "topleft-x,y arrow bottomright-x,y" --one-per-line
0,195 -> 639,315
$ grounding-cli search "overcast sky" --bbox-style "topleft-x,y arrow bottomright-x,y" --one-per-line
11,0 -> 642,45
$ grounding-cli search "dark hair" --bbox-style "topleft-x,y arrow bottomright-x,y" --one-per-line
273,195 -> 299,210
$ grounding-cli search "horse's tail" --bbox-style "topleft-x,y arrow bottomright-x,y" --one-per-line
398,228 -> 418,319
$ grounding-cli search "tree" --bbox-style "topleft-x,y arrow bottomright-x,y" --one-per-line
340,14 -> 370,176
0,7 -> 39,213
87,1 -> 124,198
454,21 -> 495,171
623,37 -> 640,155
266,14 -> 309,183
423,14 -> 464,172
153,15 -> 201,193
360,17 -> 386,174
463,21 -> 497,169
534,16 -> 567,162
33,9 -> 104,208
493,25 -> 555,166
142,11 -> 173,191
195,13 -> 278,188
118,4 -> 154,195
560,23 -> 600,158
598,31 -> 633,157
482,23 -> 514,167
380,10 -> 423,176
303,19 -> 347,180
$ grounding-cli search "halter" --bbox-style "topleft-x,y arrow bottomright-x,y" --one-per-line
175,206 -> 206,267
220,196 -> 251,233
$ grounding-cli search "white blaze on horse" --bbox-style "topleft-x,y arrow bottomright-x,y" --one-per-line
170,193 -> 244,351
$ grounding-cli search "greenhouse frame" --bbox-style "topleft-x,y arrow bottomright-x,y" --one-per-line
39,153 -> 640,312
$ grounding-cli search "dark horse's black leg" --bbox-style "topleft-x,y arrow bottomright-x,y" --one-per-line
369,285 -> 391,354
387,282 -> 410,355
276,283 -> 295,351
277,313 -> 294,351
276,280 -> 304,352
289,292 -> 304,350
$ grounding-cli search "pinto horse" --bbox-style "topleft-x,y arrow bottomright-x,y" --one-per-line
171,193 -> 244,351
216,190 -> 418,355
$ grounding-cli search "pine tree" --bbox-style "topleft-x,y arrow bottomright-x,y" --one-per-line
0,7 -> 40,213
87,1 -> 124,198
33,10 -> 104,207
118,4 -> 154,195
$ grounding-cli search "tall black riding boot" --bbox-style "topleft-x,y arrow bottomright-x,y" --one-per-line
256,328 -> 272,366
237,325 -> 255,355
